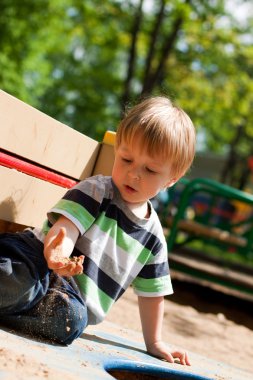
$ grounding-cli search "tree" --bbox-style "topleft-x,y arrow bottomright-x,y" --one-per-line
0,0 -> 253,188
120,0 -> 253,188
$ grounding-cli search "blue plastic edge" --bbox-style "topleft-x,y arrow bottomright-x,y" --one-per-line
103,359 -> 214,380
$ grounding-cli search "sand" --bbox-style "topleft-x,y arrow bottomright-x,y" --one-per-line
0,279 -> 252,378
105,281 -> 253,374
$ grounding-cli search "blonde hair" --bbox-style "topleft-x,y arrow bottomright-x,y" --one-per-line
116,96 -> 196,179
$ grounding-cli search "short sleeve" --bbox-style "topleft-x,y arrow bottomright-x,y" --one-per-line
47,176 -> 107,235
132,242 -> 173,297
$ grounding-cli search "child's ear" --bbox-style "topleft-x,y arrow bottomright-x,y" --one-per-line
163,178 -> 178,189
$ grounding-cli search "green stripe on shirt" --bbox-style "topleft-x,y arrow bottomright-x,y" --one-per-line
51,199 -> 95,231
42,220 -> 51,235
95,212 -> 151,265
75,274 -> 114,315
133,275 -> 171,293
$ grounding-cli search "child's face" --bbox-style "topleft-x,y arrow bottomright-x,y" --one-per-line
112,136 -> 176,207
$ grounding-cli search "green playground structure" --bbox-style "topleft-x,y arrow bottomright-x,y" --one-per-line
160,177 -> 253,300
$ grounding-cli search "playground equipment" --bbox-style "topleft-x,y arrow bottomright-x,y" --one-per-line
162,178 -> 253,300
1,321 -> 252,380
0,89 -> 114,231
1,89 -> 253,379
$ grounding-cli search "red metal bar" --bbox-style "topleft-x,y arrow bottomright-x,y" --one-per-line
0,150 -> 78,189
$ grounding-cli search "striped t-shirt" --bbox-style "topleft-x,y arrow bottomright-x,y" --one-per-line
37,175 -> 173,324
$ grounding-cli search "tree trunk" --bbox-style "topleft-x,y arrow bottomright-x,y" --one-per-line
237,147 -> 253,190
121,0 -> 144,113
141,16 -> 183,95
219,124 -> 245,186
142,0 -> 166,90
141,0 -> 190,95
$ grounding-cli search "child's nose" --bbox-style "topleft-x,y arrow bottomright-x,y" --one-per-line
128,166 -> 141,180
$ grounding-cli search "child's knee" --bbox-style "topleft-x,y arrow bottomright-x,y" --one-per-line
55,301 -> 88,345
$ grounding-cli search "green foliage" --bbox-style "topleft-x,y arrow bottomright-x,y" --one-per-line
0,0 -> 252,176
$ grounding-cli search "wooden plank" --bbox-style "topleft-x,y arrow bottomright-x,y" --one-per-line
92,143 -> 115,176
0,166 -> 66,227
0,90 -> 100,180
171,268 -> 253,302
166,218 -> 247,247
170,252 -> 253,301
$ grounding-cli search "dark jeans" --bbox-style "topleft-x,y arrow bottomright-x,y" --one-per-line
0,232 -> 88,345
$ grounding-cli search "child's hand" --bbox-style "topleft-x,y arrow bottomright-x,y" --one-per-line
147,341 -> 191,366
45,227 -> 84,277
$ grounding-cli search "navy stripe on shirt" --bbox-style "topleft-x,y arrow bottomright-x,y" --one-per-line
63,189 -> 162,256
104,204 -> 163,255
82,255 -> 125,301
137,262 -> 169,279
63,189 -> 110,218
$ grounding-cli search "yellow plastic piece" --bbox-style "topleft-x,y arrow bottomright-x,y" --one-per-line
103,131 -> 116,146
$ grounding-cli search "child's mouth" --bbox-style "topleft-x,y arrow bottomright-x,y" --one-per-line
125,185 -> 137,193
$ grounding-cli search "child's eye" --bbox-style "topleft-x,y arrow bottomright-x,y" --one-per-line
122,157 -> 132,163
146,167 -> 156,174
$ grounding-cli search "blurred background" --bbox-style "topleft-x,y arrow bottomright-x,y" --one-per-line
1,1 -> 253,371
1,0 -> 253,294
1,0 -> 253,190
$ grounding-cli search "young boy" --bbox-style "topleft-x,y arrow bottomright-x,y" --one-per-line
0,96 -> 195,366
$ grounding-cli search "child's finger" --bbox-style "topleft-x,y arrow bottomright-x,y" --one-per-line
163,352 -> 174,363
67,256 -> 84,275
47,259 -> 68,270
54,266 -> 81,277
184,352 -> 191,366
172,351 -> 191,366
51,227 -> 66,249
52,256 -> 84,276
